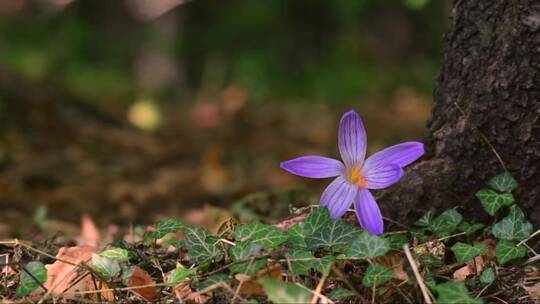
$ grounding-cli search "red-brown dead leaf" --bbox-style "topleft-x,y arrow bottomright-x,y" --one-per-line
236,264 -> 283,296
126,266 -> 157,300
44,246 -> 98,295
453,255 -> 484,282
77,214 -> 100,247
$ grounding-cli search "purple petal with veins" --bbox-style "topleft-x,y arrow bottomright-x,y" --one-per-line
280,156 -> 344,178
338,110 -> 367,168
355,189 -> 383,235
363,163 -> 403,189
320,175 -> 358,218
363,141 -> 424,169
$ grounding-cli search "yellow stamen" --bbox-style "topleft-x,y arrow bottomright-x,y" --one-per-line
348,168 -> 367,188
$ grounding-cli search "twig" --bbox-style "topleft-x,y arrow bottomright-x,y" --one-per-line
330,265 -> 361,297
295,282 -> 334,304
518,228 -> 540,246
311,263 -> 332,304
1,239 -> 78,266
403,244 -> 433,304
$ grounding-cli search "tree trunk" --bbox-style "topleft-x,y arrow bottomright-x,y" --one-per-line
378,0 -> 540,227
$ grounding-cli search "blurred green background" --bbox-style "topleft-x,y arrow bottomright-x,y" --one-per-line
0,0 -> 450,235
0,0 -> 447,106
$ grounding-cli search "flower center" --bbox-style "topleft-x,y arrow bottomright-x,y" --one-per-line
347,167 -> 367,188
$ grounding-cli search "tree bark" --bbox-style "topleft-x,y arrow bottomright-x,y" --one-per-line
378,0 -> 540,227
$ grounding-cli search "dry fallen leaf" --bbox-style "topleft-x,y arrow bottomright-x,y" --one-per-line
375,252 -> 409,281
453,255 -> 485,282
77,214 -> 100,247
44,246 -> 98,295
236,264 -> 283,296
174,281 -> 208,304
126,266 -> 157,300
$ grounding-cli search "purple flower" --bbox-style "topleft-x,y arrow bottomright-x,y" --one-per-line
280,110 -> 424,235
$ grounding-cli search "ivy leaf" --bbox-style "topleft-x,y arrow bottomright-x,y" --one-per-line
480,267 -> 495,285
491,205 -> 533,241
166,267 -> 194,286
415,208 -> 436,226
457,222 -> 485,235
385,234 -> 408,251
184,226 -> 223,264
149,219 -> 186,239
434,282 -> 482,304
488,172 -> 518,193
302,207 -> 331,235
347,231 -> 390,259
286,224 -> 307,249
476,189 -> 514,216
91,254 -> 120,280
16,261 -> 47,297
451,242 -> 486,264
288,249 -> 334,275
429,209 -> 463,237
307,219 -> 360,252
258,278 -> 311,304
234,223 -> 287,248
99,248 -> 130,262
229,241 -> 266,275
362,263 -> 394,287
195,274 -> 230,291
328,288 -> 356,301
495,240 -> 528,264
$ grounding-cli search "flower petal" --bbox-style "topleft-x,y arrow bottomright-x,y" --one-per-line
364,141 -> 424,169
338,110 -> 367,168
320,176 -> 358,218
280,156 -> 344,178
355,189 -> 383,235
363,163 -> 403,189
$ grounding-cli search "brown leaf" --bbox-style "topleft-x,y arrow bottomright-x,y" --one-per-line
375,252 -> 409,281
126,266 -> 157,300
236,264 -> 283,296
44,246 -> 98,296
452,256 -> 484,282
77,214 -> 100,247
174,281 -> 209,304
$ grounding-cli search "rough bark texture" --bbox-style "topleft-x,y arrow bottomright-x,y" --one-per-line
378,0 -> 540,227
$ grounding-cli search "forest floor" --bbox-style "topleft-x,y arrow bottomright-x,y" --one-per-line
1,96 -> 538,303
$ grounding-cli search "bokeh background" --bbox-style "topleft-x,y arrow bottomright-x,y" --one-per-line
0,0 -> 449,237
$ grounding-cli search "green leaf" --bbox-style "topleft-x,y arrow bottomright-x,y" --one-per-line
229,241 -> 266,275
451,242 -> 486,264
302,207 -> 331,235
480,267 -> 495,285
476,189 -> 514,216
328,288 -> 356,301
286,224 -> 307,249
491,205 -> 533,241
488,172 -> 518,193
385,233 -> 408,251
258,278 -> 311,304
91,254 -> 120,280
362,263 -> 394,287
234,223 -> 287,248
457,222 -> 485,235
195,274 -> 230,291
434,282 -> 482,304
429,209 -> 463,237
495,240 -> 528,264
184,226 -> 223,264
16,261 -> 47,297
347,231 -> 390,259
167,267 -> 194,286
288,250 -> 334,275
415,208 -> 436,226
149,218 -> 186,239
99,248 -> 130,262
307,219 -> 360,252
